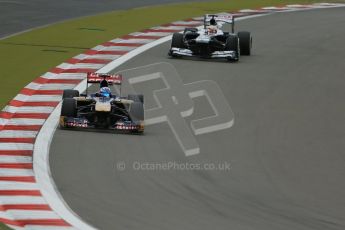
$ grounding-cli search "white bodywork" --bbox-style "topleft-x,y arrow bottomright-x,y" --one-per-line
95,100 -> 112,112
170,47 -> 236,58
169,17 -> 238,59
195,27 -> 224,43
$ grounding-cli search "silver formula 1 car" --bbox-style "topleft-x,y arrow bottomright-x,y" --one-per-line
168,14 -> 252,62
59,73 -> 144,134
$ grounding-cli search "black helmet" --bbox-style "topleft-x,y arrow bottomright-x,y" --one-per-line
210,17 -> 217,26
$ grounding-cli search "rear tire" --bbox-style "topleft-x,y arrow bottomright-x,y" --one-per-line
62,89 -> 79,99
61,98 -> 77,117
225,35 -> 239,62
237,31 -> 252,55
129,102 -> 144,122
128,94 -> 144,104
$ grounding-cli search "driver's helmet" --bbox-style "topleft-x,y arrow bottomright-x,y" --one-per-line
100,87 -> 111,97
210,17 -> 217,26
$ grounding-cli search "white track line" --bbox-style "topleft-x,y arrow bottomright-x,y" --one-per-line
0,169 -> 34,176
41,73 -> 85,80
84,54 -> 121,60
151,26 -> 186,30
0,196 -> 46,205
0,143 -> 34,151
0,131 -> 38,138
57,63 -> 105,69
170,20 -> 202,25
92,45 -> 136,52
0,156 -> 32,164
8,225 -> 76,230
0,182 -> 38,190
25,83 -> 76,91
0,210 -> 60,220
0,118 -> 45,125
3,106 -> 55,114
14,94 -> 62,102
110,38 -> 155,44
136,31 -> 172,37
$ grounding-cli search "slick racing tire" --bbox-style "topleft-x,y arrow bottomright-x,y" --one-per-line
237,31 -> 252,55
61,98 -> 77,117
62,89 -> 79,99
225,35 -> 240,62
129,102 -> 144,122
184,27 -> 198,33
128,94 -> 144,104
171,33 -> 184,48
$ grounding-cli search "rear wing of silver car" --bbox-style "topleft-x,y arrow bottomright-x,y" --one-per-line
204,14 -> 235,33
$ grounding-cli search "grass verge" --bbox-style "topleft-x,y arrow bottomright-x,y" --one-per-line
0,0 -> 333,109
0,223 -> 11,230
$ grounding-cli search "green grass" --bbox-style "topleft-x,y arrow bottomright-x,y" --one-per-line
0,0 -> 332,109
0,223 -> 11,230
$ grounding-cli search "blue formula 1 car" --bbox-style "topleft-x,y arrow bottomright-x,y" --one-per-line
59,72 -> 144,134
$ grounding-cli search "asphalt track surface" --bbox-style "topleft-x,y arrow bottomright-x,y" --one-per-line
50,8 -> 345,230
0,0 -> 213,39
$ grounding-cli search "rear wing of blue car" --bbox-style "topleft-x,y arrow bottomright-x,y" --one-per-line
87,72 -> 122,85
85,72 -> 123,96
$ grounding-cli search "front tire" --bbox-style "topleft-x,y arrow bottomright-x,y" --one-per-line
169,33 -> 184,57
225,35 -> 240,62
61,98 -> 77,117
129,102 -> 144,122
128,94 -> 144,104
62,89 -> 79,99
171,33 -> 184,48
238,31 -> 252,55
